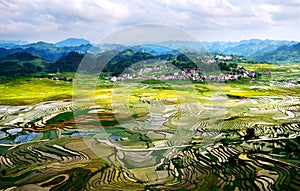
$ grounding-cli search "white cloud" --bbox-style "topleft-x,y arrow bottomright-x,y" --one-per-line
0,0 -> 300,42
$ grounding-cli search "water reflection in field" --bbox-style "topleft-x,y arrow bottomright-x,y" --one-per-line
0,96 -> 300,190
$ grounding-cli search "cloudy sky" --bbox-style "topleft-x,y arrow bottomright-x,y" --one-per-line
1,0 -> 300,43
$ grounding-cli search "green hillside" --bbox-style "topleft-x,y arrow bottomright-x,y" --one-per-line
254,43 -> 300,63
0,52 -> 47,76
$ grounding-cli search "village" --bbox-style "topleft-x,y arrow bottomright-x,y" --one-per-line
109,62 -> 262,82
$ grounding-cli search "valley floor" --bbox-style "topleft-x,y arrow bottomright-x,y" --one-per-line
0,64 -> 300,190
0,95 -> 299,190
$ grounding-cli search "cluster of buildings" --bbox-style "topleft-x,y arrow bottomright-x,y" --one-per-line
109,65 -> 262,83
47,75 -> 73,82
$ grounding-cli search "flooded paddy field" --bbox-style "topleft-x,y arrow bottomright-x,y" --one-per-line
0,89 -> 300,190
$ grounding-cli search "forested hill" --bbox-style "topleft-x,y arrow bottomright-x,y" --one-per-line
0,47 -> 248,77
0,38 -> 92,62
253,43 -> 300,63
2,38 -> 300,77
0,52 -> 46,76
46,52 -> 84,73
1,38 -> 300,65
202,39 -> 297,58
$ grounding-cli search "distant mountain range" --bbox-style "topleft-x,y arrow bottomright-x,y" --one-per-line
0,40 -> 28,48
202,39 -> 296,55
1,38 -> 300,66
0,39 -> 92,62
55,38 -> 90,47
0,43 -> 251,77
159,39 -> 300,63
253,43 -> 300,63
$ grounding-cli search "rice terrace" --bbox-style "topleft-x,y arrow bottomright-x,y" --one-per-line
1,1 -> 300,190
